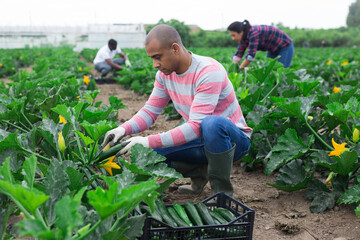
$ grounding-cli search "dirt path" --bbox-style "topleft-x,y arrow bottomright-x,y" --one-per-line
95,82 -> 360,240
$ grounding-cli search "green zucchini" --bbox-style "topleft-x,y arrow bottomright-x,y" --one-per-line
155,198 -> 178,227
195,202 -> 215,225
140,205 -> 163,223
173,204 -> 193,226
184,202 -> 203,226
209,210 -> 228,225
95,144 -> 123,162
214,207 -> 236,222
167,207 -> 189,227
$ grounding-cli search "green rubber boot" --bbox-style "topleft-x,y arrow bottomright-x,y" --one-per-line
170,161 -> 208,194
205,144 -> 235,196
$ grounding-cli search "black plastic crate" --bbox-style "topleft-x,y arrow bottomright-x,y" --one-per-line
136,192 -> 255,240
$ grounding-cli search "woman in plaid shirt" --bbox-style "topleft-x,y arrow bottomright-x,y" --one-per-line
228,20 -> 294,68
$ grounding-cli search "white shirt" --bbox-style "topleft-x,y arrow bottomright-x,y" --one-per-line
93,45 -> 122,64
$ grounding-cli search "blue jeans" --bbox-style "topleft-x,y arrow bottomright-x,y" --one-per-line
154,115 -> 251,164
94,58 -> 125,76
266,41 -> 294,68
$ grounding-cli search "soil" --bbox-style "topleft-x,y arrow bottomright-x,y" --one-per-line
94,80 -> 360,240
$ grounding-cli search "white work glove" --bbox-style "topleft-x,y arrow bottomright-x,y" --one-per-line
102,126 -> 126,148
125,59 -> 132,68
119,136 -> 149,155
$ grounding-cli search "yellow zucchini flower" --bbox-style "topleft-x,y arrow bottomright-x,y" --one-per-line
353,128 -> 359,143
328,138 -> 347,157
58,132 -> 66,152
99,156 -> 121,176
333,87 -> 341,93
59,115 -> 67,124
83,75 -> 90,85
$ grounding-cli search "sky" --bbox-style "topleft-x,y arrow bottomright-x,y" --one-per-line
0,0 -> 355,30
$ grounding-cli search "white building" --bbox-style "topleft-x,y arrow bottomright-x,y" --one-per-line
0,24 -> 146,51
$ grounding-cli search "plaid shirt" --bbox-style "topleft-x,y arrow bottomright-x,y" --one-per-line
233,25 -> 292,62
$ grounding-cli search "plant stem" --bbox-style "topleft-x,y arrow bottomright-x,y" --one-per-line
21,148 -> 52,163
109,217 -> 122,232
74,220 -> 102,240
260,78 -> 280,102
11,198 -> 33,220
305,121 -> 333,150
21,111 -> 33,128
88,142 -> 98,163
18,121 -> 31,132
1,120 -> 29,132
35,209 -> 49,230
72,124 -> 87,164
86,166 -> 104,189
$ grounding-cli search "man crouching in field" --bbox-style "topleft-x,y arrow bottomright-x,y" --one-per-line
102,24 -> 252,196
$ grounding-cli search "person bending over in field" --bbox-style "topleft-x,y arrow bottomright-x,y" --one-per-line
93,39 -> 131,78
102,24 -> 252,196
228,20 -> 294,69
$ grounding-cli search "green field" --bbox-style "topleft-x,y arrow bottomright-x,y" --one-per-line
1,46 -> 360,239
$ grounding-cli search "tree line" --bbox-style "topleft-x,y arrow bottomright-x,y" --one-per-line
147,0 -> 360,48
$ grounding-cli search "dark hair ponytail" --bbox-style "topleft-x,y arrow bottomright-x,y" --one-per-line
227,20 -> 251,40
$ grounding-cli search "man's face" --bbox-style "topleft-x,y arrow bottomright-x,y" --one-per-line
109,44 -> 117,51
145,39 -> 178,75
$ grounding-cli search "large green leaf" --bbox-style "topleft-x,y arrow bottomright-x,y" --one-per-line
108,95 -> 127,110
51,102 -> 85,124
265,129 -> 313,175
275,96 -> 314,121
0,158 -> 14,183
102,214 -> 146,240
54,195 -> 84,239
313,150 -> 360,175
44,160 -> 70,224
120,144 -> 183,179
0,131 -> 22,153
16,219 -> 55,239
87,178 -> 158,220
23,155 -> 37,190
82,106 -> 114,124
74,130 -> 94,146
345,96 -> 360,118
303,179 -> 336,213
294,78 -> 320,97
35,86 -> 61,113
338,184 -> 360,205
0,180 -> 49,214
323,102 -> 349,131
0,99 -> 24,122
65,167 -> 85,192
81,120 -> 116,142
241,87 -> 262,112
51,104 -> 72,123
267,159 -> 313,191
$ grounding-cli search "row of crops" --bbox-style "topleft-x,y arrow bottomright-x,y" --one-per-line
1,46 -> 360,239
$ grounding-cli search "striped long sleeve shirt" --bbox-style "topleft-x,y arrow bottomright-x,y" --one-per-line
233,25 -> 292,63
120,53 -> 253,149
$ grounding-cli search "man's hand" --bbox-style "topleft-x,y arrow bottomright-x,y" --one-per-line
119,136 -> 149,155
102,126 -> 126,148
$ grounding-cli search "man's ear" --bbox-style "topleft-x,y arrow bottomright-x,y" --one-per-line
171,43 -> 181,55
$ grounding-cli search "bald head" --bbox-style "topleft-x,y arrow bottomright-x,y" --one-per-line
145,24 -> 183,49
